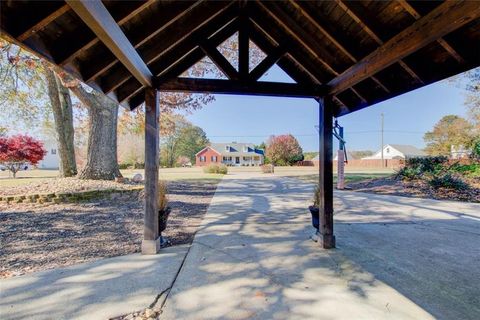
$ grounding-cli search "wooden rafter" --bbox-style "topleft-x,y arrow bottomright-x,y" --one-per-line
17,4 -> 70,41
119,15 -> 239,107
336,0 -> 424,85
199,40 -> 239,80
59,0 -> 156,66
66,0 -> 153,87
157,78 -> 325,98
287,0 -> 382,101
247,22 -> 319,85
256,1 -> 339,77
329,0 -> 480,95
397,0 -> 465,64
249,46 -> 286,81
82,0 -> 224,84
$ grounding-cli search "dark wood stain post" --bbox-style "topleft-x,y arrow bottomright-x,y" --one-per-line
318,96 -> 335,249
142,88 -> 160,254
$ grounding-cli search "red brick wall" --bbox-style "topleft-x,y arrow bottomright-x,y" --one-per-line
195,147 -> 221,166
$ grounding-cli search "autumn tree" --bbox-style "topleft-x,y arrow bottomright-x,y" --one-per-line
0,39 -> 77,177
266,134 -> 303,166
0,134 -> 46,178
159,115 -> 209,168
424,115 -> 475,156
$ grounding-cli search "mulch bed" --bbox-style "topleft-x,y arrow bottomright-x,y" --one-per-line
0,180 -> 218,279
0,177 -> 140,197
347,176 -> 480,203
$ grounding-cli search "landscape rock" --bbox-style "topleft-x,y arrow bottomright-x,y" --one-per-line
132,174 -> 143,183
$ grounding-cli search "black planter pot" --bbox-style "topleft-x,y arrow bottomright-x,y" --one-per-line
309,205 -> 319,231
158,207 -> 171,233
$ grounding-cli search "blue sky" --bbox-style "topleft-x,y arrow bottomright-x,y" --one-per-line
182,64 -> 470,152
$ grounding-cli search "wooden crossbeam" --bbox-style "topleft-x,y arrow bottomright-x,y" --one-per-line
247,21 -> 320,85
66,0 -> 153,87
157,78 -> 325,98
59,0 -> 155,67
238,17 -> 249,79
329,0 -> 480,95
397,0 -> 465,64
249,46 -> 286,81
199,40 -> 239,80
336,0 -> 423,86
17,4 -> 70,41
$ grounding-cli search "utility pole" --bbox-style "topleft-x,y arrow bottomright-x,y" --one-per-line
381,113 -> 384,167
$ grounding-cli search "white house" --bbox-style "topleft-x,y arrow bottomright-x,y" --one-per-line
38,139 -> 60,169
451,145 -> 471,159
362,144 -> 426,160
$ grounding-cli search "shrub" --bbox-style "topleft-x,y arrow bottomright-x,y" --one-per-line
203,164 -> 228,174
396,166 -> 422,181
428,173 -> 469,190
158,180 -> 168,211
396,156 -> 449,180
312,184 -> 320,207
118,163 -> 130,170
449,162 -> 480,178
261,164 -> 274,173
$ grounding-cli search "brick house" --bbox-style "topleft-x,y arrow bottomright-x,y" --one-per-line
195,142 -> 265,166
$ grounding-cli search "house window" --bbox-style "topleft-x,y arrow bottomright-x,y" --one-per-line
225,145 -> 229,151
386,148 -> 390,153
211,156 -> 217,162
200,156 -> 206,162
51,149 -> 56,155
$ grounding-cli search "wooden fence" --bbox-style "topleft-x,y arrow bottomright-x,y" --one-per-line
297,159 -> 404,169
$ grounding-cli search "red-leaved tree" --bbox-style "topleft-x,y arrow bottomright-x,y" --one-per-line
0,134 -> 46,178
266,134 -> 303,166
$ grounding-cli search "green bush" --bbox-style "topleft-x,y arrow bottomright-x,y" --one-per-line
396,156 -> 448,180
428,173 -> 469,190
203,164 -> 228,174
449,162 -> 480,178
118,163 -> 130,170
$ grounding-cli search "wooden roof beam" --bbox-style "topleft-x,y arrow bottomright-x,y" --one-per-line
66,0 -> 153,87
157,78 -> 325,98
397,0 -> 465,64
335,0 -> 423,86
256,1 -> 339,77
249,46 -> 286,81
199,40 -> 239,80
329,0 -> 480,95
17,4 -> 70,41
59,0 -> 155,67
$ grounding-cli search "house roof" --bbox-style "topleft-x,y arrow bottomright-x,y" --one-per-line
210,142 -> 264,157
387,144 -> 426,157
1,1 -> 479,115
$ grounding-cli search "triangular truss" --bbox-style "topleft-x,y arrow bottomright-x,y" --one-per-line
156,16 -> 323,99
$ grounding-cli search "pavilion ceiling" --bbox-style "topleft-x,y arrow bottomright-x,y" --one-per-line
1,0 -> 479,116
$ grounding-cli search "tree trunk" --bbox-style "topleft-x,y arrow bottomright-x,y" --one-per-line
43,64 -> 77,177
69,85 -> 121,180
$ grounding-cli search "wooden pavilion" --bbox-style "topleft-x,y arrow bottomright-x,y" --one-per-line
1,0 -> 479,253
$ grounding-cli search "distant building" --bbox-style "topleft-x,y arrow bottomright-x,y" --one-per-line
362,144 -> 426,160
451,145 -> 471,159
195,142 -> 264,166
38,138 -> 59,169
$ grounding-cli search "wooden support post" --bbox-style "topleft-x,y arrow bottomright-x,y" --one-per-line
318,96 -> 335,249
142,88 -> 160,254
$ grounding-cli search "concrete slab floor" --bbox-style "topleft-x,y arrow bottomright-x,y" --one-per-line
160,175 -> 480,320
0,245 -> 189,320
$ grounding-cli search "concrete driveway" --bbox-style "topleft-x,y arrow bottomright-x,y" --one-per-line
161,174 -> 480,320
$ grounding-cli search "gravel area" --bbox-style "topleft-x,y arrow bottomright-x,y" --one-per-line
0,177 -> 140,197
0,180 -> 218,279
347,176 -> 480,202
